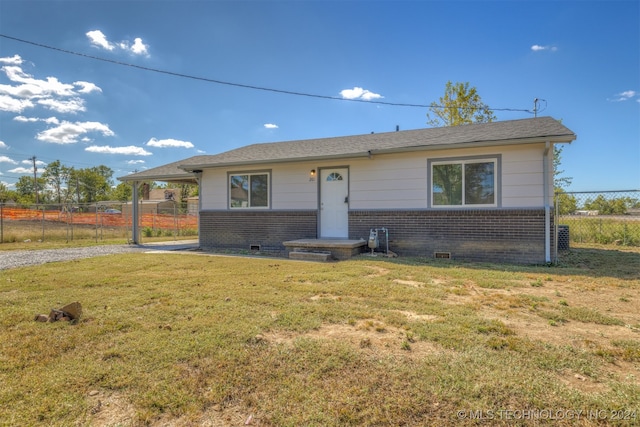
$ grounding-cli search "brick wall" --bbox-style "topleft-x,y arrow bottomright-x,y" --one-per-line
199,208 -> 554,264
199,210 -> 317,253
350,209 -> 554,264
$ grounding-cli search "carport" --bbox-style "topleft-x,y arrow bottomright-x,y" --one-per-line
117,159 -> 202,245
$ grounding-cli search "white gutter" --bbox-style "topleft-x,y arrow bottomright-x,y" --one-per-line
543,142 -> 551,263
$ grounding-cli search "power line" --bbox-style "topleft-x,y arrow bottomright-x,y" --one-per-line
0,33 -> 534,114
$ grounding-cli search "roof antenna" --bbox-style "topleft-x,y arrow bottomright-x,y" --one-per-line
533,98 -> 539,118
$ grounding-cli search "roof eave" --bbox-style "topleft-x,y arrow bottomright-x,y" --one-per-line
179,152 -> 372,171
117,173 -> 198,183
371,134 -> 577,155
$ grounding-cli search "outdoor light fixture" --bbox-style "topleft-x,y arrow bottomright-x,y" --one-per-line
309,169 -> 316,181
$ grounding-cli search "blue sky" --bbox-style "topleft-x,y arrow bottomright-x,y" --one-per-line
0,0 -> 638,192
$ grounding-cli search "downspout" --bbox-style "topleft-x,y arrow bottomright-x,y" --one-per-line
543,142 -> 551,263
193,171 -> 203,248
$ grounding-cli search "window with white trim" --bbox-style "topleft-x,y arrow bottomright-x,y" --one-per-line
431,158 -> 497,207
229,172 -> 269,208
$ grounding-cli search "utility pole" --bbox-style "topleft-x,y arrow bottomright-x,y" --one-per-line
31,156 -> 39,204
76,176 -> 81,208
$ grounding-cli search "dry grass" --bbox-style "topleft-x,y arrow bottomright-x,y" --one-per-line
0,220 -> 194,251
0,244 -> 638,426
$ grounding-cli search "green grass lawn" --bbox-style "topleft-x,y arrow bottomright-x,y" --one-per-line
1,246 -> 639,426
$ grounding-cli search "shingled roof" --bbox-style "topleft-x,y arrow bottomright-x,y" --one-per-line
119,116 -> 575,182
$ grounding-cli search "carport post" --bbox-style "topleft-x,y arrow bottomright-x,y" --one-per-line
131,181 -> 140,244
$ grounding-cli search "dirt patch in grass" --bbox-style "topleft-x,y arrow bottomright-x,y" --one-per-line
557,368 -> 608,394
154,404 -> 252,427
85,391 -> 135,426
363,265 -> 390,277
263,318 -> 442,359
392,278 -> 426,287
446,275 -> 640,388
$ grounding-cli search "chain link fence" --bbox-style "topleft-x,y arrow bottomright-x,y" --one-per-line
0,201 -> 198,244
555,190 -> 640,247
3,192 -> 637,248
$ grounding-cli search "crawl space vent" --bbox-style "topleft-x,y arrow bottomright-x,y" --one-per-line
434,252 -> 451,259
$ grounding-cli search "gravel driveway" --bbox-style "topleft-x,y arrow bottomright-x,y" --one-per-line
0,241 -> 199,270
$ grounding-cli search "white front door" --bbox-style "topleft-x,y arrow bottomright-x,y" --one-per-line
320,168 -> 349,238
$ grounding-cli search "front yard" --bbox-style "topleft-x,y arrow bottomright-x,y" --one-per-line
0,245 -> 638,425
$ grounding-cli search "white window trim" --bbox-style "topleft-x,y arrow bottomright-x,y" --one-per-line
228,171 -> 271,209
428,155 -> 501,208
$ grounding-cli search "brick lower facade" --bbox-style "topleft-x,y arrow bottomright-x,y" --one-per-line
199,209 -> 554,264
350,209 -> 554,264
199,210 -> 317,254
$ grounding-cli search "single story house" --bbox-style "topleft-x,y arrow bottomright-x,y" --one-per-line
119,116 -> 576,264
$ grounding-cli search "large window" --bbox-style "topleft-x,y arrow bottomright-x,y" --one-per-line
430,158 -> 498,207
229,172 -> 269,208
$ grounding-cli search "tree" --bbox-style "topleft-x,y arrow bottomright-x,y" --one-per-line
15,175 -> 47,204
555,189 -> 578,215
583,195 -> 636,215
427,81 -> 496,127
0,184 -> 18,204
108,182 -> 133,202
75,167 -> 113,203
553,145 -> 572,190
42,160 -> 74,204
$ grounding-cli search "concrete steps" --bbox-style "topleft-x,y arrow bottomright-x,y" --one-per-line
288,251 -> 332,262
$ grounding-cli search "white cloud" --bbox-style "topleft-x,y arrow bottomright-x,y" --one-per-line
340,87 -> 383,101
0,94 -> 34,113
531,44 -> 558,52
14,115 -> 60,124
37,97 -> 86,114
87,30 -> 150,56
146,137 -> 194,148
85,145 -> 152,156
2,66 -> 77,97
0,54 -> 24,65
264,123 -> 279,129
74,81 -> 102,94
0,61 -> 100,115
0,156 -> 17,164
130,38 -> 149,56
196,149 -> 206,154
8,167 -> 36,174
0,141 -> 7,149
21,159 -> 46,166
14,115 -> 38,122
608,90 -> 639,102
36,120 -> 114,144
86,30 -> 115,51
126,159 -> 146,165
